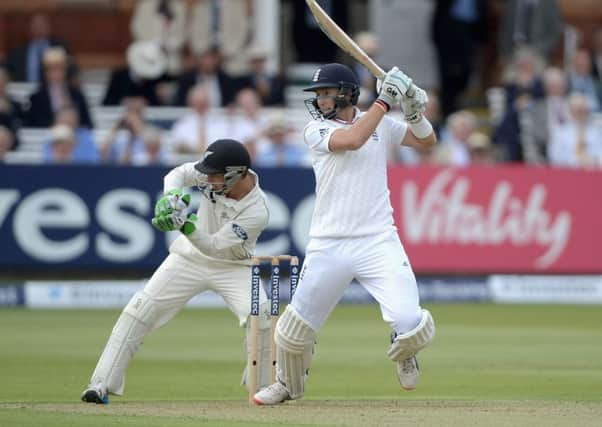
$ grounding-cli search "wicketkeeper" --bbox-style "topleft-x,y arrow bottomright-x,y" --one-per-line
82,139 -> 273,404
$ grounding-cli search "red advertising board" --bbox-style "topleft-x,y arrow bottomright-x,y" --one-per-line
388,166 -> 602,274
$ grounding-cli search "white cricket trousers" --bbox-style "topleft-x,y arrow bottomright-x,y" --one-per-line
89,253 -> 266,395
291,230 -> 422,334
144,253 -> 265,328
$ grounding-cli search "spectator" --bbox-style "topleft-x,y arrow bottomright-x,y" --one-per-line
592,28 -> 602,84
45,124 -> 76,164
43,107 -> 99,164
131,126 -> 169,166
292,1 -> 348,63
4,13 -> 73,83
493,47 -> 545,161
431,0 -> 489,117
0,66 -> 24,150
188,0 -> 256,76
0,125 -> 14,162
237,46 -> 286,106
173,46 -> 238,107
103,41 -> 169,106
254,113 -> 308,168
130,0 -> 187,76
502,47 -> 545,110
548,93 -> 602,168
169,84 -> 214,155
467,131 -> 495,165
497,0 -> 563,65
100,100 -> 147,164
520,67 -> 570,164
432,110 -> 477,166
26,47 -> 93,128
568,49 -> 601,112
228,88 -> 265,159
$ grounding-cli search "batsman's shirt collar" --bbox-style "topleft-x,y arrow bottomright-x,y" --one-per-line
332,107 -> 361,125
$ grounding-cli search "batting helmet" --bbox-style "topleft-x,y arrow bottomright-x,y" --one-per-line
303,63 -> 360,119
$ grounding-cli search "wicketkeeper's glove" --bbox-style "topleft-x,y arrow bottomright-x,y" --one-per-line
151,212 -> 199,235
152,212 -> 182,232
179,213 -> 198,236
154,189 -> 190,217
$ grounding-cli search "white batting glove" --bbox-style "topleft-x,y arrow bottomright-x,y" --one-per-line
376,66 -> 412,111
377,67 -> 415,103
401,85 -> 428,124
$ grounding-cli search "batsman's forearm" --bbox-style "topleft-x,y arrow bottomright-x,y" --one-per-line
337,104 -> 385,150
353,104 -> 387,145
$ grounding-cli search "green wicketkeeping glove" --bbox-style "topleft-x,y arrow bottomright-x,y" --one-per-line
179,214 -> 198,236
154,189 -> 190,217
151,212 -> 185,232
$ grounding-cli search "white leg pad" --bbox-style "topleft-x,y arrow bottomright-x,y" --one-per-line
274,305 -> 316,399
387,309 -> 435,362
243,302 -> 272,391
89,292 -> 160,395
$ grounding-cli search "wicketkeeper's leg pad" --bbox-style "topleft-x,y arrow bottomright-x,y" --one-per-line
275,305 -> 316,400
387,309 -> 435,362
90,291 -> 160,395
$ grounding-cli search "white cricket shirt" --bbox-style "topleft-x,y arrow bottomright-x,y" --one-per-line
303,109 -> 408,238
163,164 -> 269,264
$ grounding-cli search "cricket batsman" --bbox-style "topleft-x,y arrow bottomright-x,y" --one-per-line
254,63 -> 437,405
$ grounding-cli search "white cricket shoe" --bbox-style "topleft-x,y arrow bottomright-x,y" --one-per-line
397,356 -> 420,390
81,383 -> 109,404
252,382 -> 291,405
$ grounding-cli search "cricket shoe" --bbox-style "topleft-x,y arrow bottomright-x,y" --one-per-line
81,383 -> 109,404
252,381 -> 291,405
397,356 -> 420,390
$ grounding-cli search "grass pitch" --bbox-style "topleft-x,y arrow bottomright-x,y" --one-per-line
1,304 -> 601,426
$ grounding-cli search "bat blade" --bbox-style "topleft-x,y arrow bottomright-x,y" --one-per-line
305,0 -> 385,79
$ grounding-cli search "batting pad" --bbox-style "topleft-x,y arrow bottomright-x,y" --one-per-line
275,305 -> 316,399
387,309 -> 435,362
89,292 -> 159,395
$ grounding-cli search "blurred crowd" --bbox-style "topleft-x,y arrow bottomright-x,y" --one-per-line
0,0 -> 601,170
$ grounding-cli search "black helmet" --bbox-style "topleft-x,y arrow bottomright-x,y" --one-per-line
303,63 -> 360,119
195,139 -> 250,174
194,139 -> 251,196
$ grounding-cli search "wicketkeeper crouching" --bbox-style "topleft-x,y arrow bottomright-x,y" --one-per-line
81,139 -> 274,404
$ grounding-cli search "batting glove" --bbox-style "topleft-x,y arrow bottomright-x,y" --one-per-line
154,189 -> 190,217
377,67 -> 416,110
401,85 -> 428,124
376,67 -> 404,111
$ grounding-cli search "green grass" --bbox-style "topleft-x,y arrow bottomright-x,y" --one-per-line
1,304 -> 601,426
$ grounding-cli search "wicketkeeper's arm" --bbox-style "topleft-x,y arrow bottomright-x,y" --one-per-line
163,162 -> 202,193
181,208 -> 268,259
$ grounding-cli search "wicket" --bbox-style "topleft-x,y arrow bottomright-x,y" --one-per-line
248,255 -> 299,402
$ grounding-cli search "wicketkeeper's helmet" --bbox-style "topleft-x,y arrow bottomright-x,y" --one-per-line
194,139 -> 251,196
